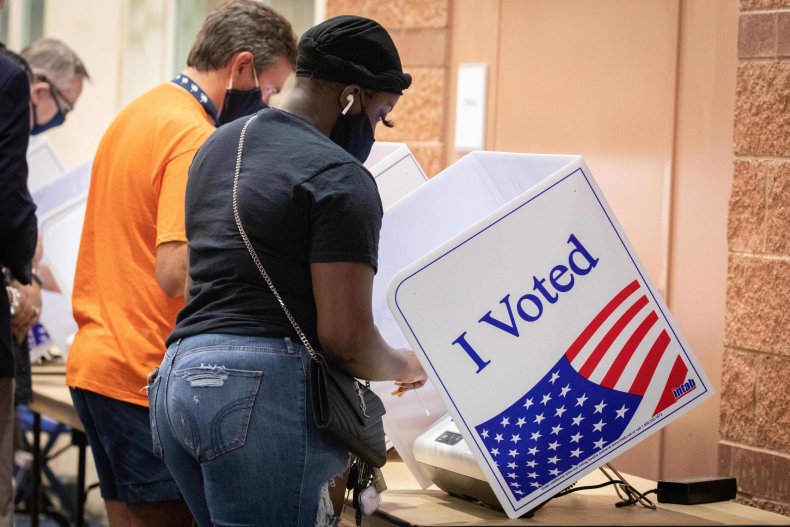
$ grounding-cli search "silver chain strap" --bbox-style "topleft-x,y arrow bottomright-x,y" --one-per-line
232,115 -> 319,362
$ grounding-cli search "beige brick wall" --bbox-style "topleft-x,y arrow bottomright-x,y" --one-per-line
326,0 -> 449,177
721,0 -> 790,516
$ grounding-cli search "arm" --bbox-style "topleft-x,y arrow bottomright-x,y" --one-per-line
312,261 -> 426,386
154,148 -> 197,298
155,241 -> 187,297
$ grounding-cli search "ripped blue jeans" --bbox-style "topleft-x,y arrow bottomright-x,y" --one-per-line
149,334 -> 348,527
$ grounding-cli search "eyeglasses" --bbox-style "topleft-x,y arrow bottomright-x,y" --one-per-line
39,76 -> 76,114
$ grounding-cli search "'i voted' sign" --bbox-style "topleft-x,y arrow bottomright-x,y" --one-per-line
387,154 -> 713,518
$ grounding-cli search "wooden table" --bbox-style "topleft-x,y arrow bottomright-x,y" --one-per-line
345,453 -> 790,526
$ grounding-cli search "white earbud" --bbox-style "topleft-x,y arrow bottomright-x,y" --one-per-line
342,94 -> 354,115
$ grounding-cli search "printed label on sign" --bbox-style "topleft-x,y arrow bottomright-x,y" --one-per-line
387,161 -> 713,518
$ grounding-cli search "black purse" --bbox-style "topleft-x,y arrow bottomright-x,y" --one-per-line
231,115 -> 387,469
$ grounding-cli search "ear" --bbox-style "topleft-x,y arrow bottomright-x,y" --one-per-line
338,85 -> 362,115
29,81 -> 50,104
229,50 -> 255,76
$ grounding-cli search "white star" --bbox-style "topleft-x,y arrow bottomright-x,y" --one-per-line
571,414 -> 585,426
554,405 -> 567,418
531,482 -> 541,488
511,434 -> 521,444
570,432 -> 583,443
199,94 -> 208,103
508,472 -> 518,479
549,371 -> 560,384
515,490 -> 524,495
528,446 -> 539,455
559,384 -> 571,397
512,482 -> 521,488
594,400 -> 607,414
500,416 -> 510,426
551,424 -> 564,435
615,405 -> 629,419
547,455 -> 559,464
507,462 -> 517,469
570,448 -> 583,458
523,397 -> 534,409
481,429 -> 489,438
575,393 -> 588,407
525,460 -> 538,468
527,471 -> 538,479
548,441 -> 560,451
594,438 -> 607,449
516,417 -> 527,427
593,419 -> 606,432
530,430 -> 542,441
491,448 -> 500,456
541,393 -> 553,405
508,449 -> 519,458
549,468 -> 561,476
495,433 -> 504,443
534,413 -> 545,424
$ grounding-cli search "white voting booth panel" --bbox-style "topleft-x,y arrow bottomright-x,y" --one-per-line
39,193 -> 87,309
32,160 -> 92,217
364,142 -> 427,209
27,135 -> 66,194
386,152 -> 713,518
32,162 -> 92,353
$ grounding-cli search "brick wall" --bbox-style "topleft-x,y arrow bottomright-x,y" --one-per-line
325,0 -> 449,177
719,0 -> 790,516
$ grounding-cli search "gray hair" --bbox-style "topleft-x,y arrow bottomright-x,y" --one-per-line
21,38 -> 89,90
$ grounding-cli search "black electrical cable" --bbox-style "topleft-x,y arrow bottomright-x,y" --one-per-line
523,480 -> 660,517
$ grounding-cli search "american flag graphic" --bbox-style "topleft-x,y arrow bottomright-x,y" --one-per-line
475,279 -> 691,497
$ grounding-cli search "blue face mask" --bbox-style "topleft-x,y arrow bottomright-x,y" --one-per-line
217,63 -> 266,126
329,97 -> 375,163
31,85 -> 67,135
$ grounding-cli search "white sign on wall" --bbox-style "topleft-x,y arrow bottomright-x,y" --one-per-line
387,153 -> 713,518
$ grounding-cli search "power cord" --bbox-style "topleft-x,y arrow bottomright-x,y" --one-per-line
522,463 -> 657,518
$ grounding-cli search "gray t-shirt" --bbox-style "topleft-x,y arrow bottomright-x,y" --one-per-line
168,108 -> 383,347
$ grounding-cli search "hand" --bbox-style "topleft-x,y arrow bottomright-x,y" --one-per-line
9,279 -> 42,344
391,350 -> 427,396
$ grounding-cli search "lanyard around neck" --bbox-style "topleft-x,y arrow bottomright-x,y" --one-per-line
171,74 -> 219,126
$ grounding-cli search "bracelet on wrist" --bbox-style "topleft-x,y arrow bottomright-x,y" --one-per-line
6,285 -> 20,317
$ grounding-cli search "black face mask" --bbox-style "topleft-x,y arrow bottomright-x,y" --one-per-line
217,65 -> 267,126
329,99 -> 375,163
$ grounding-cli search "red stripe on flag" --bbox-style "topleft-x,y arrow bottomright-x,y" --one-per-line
578,295 -> 649,378
565,280 -> 641,362
652,355 -> 689,416
629,330 -> 671,396
600,311 -> 659,389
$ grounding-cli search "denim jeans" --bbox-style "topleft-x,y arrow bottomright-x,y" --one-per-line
149,334 -> 348,527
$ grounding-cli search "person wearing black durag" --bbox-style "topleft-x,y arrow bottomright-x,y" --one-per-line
150,15 -> 427,527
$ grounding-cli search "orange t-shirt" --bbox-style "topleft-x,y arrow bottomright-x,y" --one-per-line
67,83 -> 215,406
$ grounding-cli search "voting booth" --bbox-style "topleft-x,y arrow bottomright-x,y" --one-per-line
30,161 -> 92,355
373,151 -> 713,518
364,142 -> 428,209
26,135 -> 66,194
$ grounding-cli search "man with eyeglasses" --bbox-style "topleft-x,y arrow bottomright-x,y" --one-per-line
22,38 -> 88,135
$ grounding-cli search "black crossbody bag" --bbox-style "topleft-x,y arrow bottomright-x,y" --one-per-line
231,114 -> 387,469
